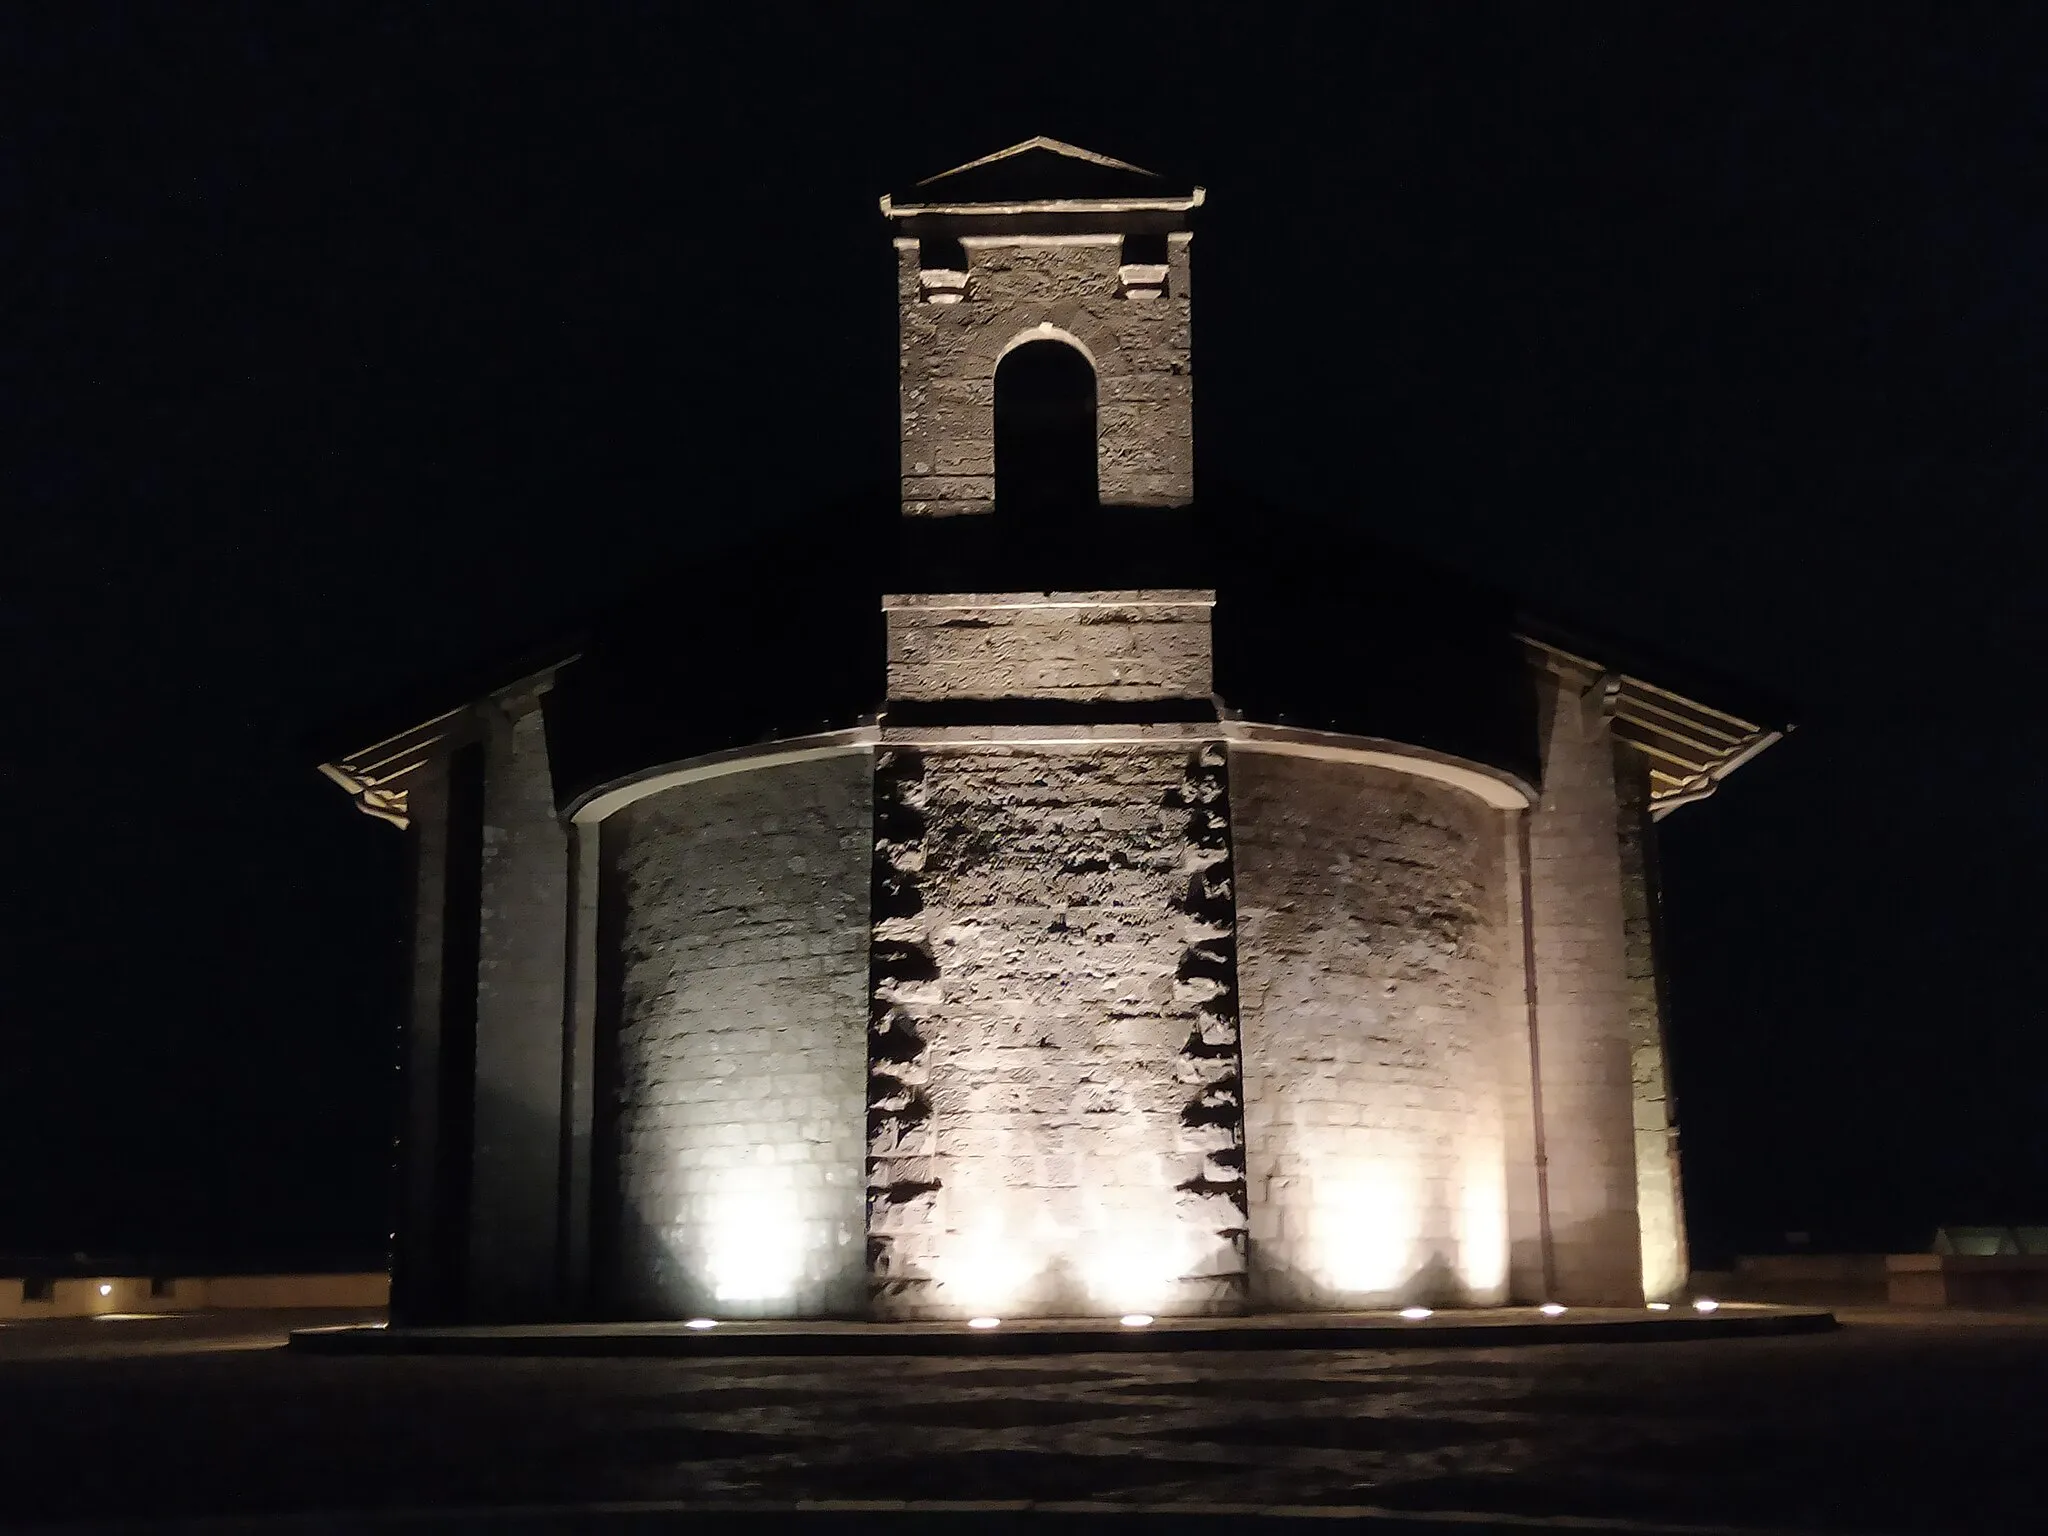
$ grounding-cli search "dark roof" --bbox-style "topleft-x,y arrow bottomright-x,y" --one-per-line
883,137 -> 1202,213
315,491 -> 1789,828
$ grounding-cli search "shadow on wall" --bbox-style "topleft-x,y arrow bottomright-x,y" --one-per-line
396,1072 -> 568,1326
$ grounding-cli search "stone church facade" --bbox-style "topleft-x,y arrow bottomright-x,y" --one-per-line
321,140 -> 1784,1325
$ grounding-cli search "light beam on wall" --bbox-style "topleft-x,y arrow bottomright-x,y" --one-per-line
1314,1164 -> 1420,1300
1073,1196 -> 1196,1318
1078,1220 -> 1199,1314
704,1169 -> 806,1307
1457,1158 -> 1510,1300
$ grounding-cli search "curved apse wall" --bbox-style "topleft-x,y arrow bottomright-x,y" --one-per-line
1232,751 -> 1513,1308
598,752 -> 872,1318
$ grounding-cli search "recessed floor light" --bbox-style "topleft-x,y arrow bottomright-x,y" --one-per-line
1119,1314 -> 1154,1327
968,1316 -> 1001,1329
1692,1298 -> 1720,1314
1647,1302 -> 1671,1311
684,1318 -> 718,1330
1399,1306 -> 1432,1320
1539,1302 -> 1567,1317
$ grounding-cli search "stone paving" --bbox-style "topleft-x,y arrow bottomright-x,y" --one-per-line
2,1309 -> 2044,1531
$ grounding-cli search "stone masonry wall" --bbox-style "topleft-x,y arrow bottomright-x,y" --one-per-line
1233,750 -> 1513,1308
898,236 -> 1193,515
469,699 -> 568,1321
603,754 -> 872,1318
1497,813 -> 1549,1305
1614,742 -> 1689,1302
867,743 -> 1247,1318
885,593 -> 1214,705
1523,676 -> 1644,1305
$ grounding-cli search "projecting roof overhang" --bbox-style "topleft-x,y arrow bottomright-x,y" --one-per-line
315,659 -> 574,830
1519,634 -> 1787,818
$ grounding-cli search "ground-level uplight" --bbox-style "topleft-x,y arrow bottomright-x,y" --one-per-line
1539,1302 -> 1567,1317
1647,1301 -> 1671,1311
1119,1314 -> 1154,1327
1399,1306 -> 1432,1320
968,1316 -> 1001,1329
684,1318 -> 718,1330
1692,1298 -> 1720,1314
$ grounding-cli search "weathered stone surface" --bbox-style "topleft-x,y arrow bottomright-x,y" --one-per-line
868,743 -> 1246,1318
1614,739 -> 1688,1303
469,698 -> 569,1321
897,236 -> 1194,515
1523,677 -> 1645,1306
885,592 -> 1214,704
604,754 -> 872,1319
1233,750 -> 1512,1309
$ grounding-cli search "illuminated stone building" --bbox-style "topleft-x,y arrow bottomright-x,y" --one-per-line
320,140 -> 1785,1325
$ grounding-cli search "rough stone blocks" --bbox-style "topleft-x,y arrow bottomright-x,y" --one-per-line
867,743 -> 1246,1318
897,236 -> 1194,515
884,591 -> 1215,704
1523,676 -> 1646,1306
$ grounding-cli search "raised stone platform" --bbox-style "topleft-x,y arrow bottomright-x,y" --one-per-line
290,1302 -> 1834,1357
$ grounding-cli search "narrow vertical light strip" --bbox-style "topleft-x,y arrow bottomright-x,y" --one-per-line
555,819 -> 601,1313
1516,809 -> 1558,1304
1457,1157 -> 1510,1300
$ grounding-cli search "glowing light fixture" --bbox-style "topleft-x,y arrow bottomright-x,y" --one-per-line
1692,1298 -> 1720,1314
1539,1302 -> 1567,1317
98,1284 -> 112,1297
1119,1314 -> 1154,1328
684,1318 -> 718,1330
1647,1302 -> 1671,1311
1399,1306 -> 1432,1320
968,1316 -> 1001,1330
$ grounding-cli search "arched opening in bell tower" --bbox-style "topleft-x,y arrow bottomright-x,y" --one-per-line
994,339 -> 1097,522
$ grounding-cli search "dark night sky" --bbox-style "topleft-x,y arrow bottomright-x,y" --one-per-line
7,3 -> 2044,1267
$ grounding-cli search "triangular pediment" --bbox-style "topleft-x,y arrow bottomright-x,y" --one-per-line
884,137 -> 1202,213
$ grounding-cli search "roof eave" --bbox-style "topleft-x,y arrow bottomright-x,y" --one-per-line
1517,633 -> 1790,816
317,657 -> 577,831
880,188 -> 1206,219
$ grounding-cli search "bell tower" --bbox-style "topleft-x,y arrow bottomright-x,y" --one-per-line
881,138 -> 1205,518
